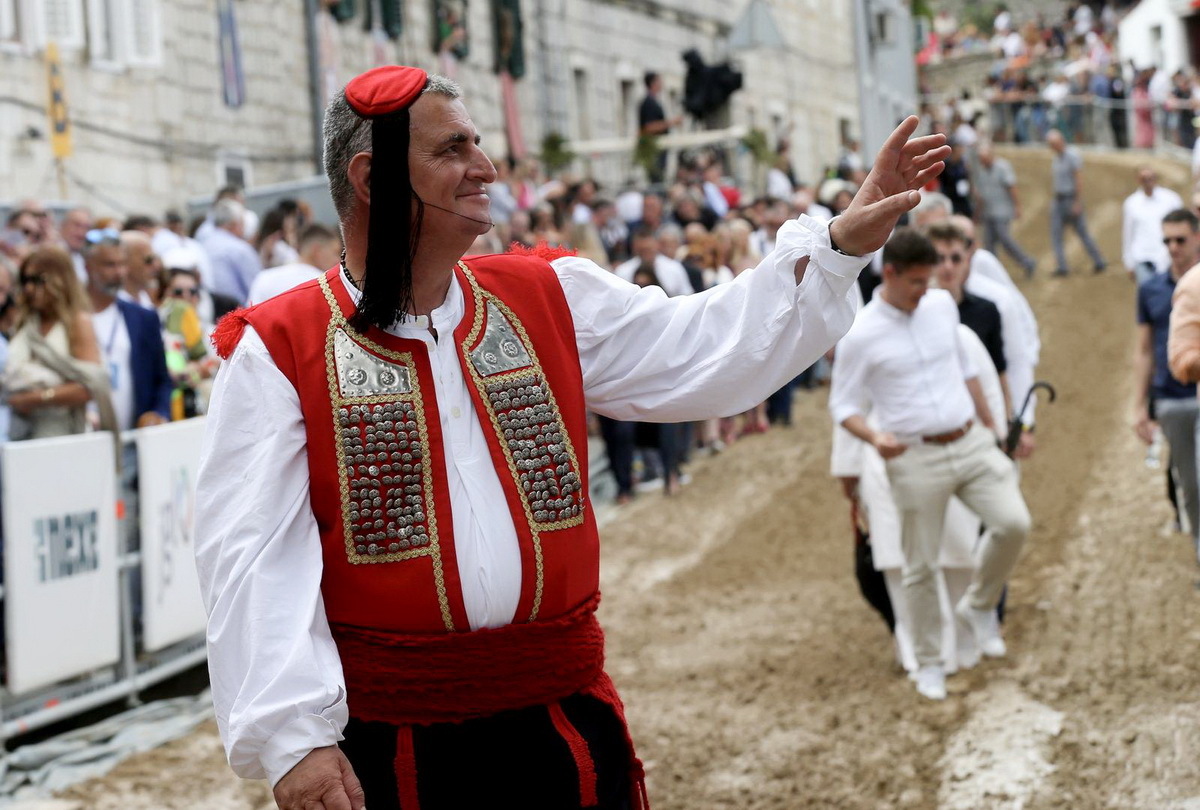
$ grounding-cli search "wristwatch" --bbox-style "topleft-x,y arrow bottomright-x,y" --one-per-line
828,217 -> 852,256
41,386 -> 54,402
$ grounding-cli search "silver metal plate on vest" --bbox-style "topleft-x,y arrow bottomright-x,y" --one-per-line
334,329 -> 412,398
468,301 -> 532,377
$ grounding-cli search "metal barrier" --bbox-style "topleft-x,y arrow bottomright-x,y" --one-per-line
928,92 -> 1199,156
0,420 -> 208,744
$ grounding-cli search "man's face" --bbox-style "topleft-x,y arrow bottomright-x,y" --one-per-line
649,76 -> 662,96
643,195 -> 663,223
123,240 -> 157,287
1163,221 -> 1199,271
634,235 -> 657,263
1138,169 -> 1157,194
408,94 -> 498,241
86,244 -> 126,295
307,237 -> 342,271
61,210 -> 93,252
932,239 -> 970,295
883,263 -> 933,311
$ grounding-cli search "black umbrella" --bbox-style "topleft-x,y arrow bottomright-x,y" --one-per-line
1005,381 -> 1058,457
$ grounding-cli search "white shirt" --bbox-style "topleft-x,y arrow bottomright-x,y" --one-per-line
71,252 -> 87,284
117,289 -> 155,309
964,269 -> 1037,421
970,248 -> 1040,367
194,215 -> 866,785
613,253 -> 695,296
1123,186 -> 1184,272
766,168 -> 794,200
92,303 -> 135,431
248,262 -> 326,305
830,288 -> 977,440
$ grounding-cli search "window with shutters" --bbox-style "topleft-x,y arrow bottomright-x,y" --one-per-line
34,0 -> 84,49
123,0 -> 159,66
85,0 -> 159,67
0,0 -> 22,47
85,0 -> 121,64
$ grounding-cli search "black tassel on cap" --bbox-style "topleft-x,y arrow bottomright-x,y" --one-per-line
350,108 -> 425,332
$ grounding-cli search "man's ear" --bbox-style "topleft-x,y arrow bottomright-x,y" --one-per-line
348,152 -> 371,208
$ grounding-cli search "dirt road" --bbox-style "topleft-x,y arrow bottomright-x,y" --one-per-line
58,148 -> 1200,809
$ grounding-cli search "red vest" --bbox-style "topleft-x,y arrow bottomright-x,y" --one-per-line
234,256 -> 600,634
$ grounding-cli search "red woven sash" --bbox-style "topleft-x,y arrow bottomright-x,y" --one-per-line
329,594 -> 648,809
330,594 -> 606,725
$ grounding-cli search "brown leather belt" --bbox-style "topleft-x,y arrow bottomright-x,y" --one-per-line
922,420 -> 973,445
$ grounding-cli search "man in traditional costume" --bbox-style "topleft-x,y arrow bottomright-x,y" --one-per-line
195,65 -> 948,809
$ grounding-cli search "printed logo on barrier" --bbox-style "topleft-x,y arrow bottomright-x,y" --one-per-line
35,511 -> 99,582
155,467 -> 194,604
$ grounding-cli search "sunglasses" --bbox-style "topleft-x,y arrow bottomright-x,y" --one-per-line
1164,236 -> 1190,245
19,274 -> 46,286
937,253 -> 965,264
85,227 -> 121,246
169,286 -> 199,297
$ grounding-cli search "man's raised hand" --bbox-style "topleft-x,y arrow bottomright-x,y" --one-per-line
829,117 -> 950,257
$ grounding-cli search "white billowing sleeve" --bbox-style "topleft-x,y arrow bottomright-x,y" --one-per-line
194,327 -> 347,787
558,215 -> 868,421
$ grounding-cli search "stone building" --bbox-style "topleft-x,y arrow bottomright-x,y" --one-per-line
0,0 -> 868,219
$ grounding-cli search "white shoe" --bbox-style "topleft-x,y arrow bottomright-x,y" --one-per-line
914,665 -> 946,700
956,600 -> 1007,658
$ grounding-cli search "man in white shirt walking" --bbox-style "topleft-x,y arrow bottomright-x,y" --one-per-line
830,228 -> 1031,701
247,223 -> 342,304
1123,167 -> 1184,284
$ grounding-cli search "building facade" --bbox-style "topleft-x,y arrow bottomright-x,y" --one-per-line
0,0 -> 863,219
854,0 -> 917,162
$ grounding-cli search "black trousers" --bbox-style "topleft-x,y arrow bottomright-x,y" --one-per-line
597,416 -> 635,497
340,694 -> 633,809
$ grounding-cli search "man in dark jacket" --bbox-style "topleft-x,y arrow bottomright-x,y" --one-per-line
83,230 -> 172,429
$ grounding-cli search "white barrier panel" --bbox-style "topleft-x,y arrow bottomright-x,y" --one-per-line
3,433 -> 120,694
138,418 -> 209,652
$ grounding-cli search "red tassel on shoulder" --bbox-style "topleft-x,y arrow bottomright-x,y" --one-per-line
211,308 -> 254,360
507,241 -> 578,263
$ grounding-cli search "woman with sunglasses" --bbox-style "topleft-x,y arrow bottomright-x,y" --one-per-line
158,267 -> 218,417
4,247 -> 116,439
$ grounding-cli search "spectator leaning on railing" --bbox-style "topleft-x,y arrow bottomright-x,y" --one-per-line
3,247 -> 115,440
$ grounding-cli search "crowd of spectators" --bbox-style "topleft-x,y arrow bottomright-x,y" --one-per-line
0,192 -> 334,442
0,122 -> 862,502
468,142 -> 864,498
920,1 -> 1200,151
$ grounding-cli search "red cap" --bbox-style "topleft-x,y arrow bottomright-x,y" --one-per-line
344,65 -> 429,118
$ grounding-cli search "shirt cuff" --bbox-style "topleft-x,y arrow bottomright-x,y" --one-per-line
777,215 -> 871,296
261,713 -> 345,788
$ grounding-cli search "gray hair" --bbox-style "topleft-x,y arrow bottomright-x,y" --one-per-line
323,74 -> 462,222
912,191 -> 953,219
212,199 -> 245,227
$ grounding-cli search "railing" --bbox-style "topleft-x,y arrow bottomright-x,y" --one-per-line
928,93 -> 1198,160
0,420 -> 209,743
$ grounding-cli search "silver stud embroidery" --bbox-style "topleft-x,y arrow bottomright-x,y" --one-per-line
343,399 -> 433,558
334,329 -> 412,398
469,302 -> 533,376
486,372 -> 584,527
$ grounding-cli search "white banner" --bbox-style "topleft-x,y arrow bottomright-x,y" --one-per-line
3,433 -> 120,694
137,418 -> 208,652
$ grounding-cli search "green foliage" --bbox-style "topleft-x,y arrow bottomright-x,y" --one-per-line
741,127 -> 773,167
540,132 -> 575,175
633,134 -> 662,178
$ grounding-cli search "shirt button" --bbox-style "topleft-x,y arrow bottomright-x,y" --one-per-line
451,407 -> 461,419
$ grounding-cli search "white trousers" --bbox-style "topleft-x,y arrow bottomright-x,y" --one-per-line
885,424 -> 1031,668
